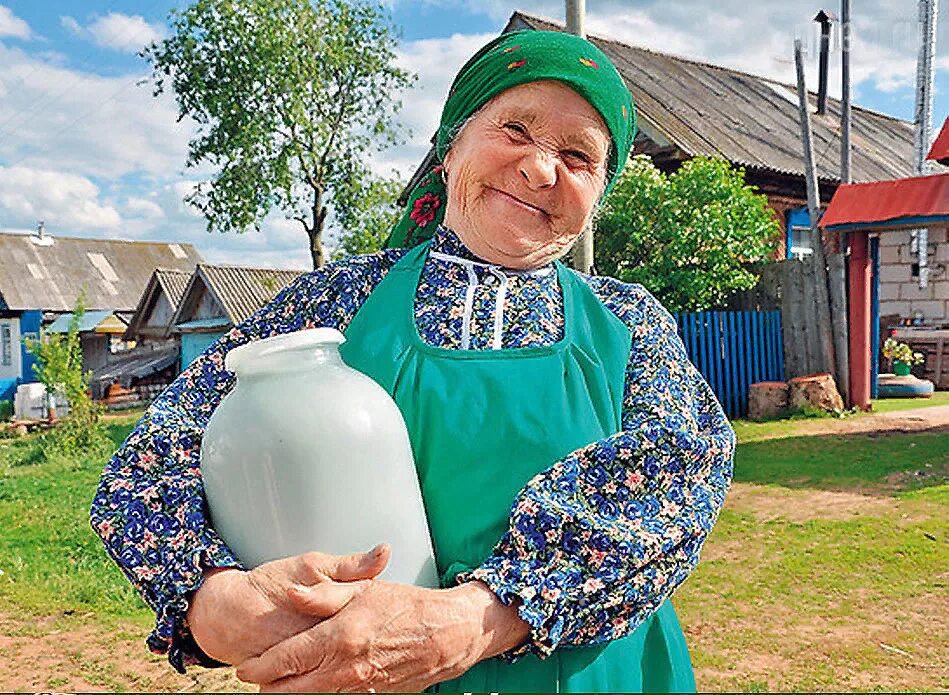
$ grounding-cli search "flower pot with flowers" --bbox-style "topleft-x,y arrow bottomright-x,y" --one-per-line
882,338 -> 925,376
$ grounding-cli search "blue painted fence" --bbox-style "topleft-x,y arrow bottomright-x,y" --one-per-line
673,310 -> 785,419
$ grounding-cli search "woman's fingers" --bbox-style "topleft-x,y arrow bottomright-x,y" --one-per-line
235,622 -> 328,685
296,543 -> 391,585
287,579 -> 369,619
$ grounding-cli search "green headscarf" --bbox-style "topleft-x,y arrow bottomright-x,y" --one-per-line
385,29 -> 636,249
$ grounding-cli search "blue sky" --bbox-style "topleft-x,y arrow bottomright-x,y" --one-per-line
0,1 -> 945,269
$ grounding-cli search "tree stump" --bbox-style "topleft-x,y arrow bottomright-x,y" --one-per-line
788,373 -> 844,413
748,381 -> 789,420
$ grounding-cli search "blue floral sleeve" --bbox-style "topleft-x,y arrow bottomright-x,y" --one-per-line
457,277 -> 736,660
89,253 -> 403,673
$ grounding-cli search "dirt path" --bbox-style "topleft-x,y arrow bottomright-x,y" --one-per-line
0,611 -> 249,692
748,404 -> 949,439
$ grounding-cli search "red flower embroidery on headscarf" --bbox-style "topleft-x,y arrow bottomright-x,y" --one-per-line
507,59 -> 527,71
503,45 -> 521,53
579,57 -> 599,69
410,192 -> 441,228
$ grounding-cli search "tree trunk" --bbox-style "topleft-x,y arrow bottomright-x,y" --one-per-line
308,185 -> 329,269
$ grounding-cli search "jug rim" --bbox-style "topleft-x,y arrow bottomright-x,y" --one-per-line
225,327 -> 346,374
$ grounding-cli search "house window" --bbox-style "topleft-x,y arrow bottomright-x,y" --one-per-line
790,225 -> 814,260
1,324 -> 11,366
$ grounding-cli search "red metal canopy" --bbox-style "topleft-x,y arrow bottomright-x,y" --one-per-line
820,173 -> 949,231
928,117 -> 949,164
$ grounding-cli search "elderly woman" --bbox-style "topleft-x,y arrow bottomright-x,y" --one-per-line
91,30 -> 734,693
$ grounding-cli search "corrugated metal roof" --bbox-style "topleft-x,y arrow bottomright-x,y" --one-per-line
90,345 -> 178,389
124,268 -> 193,340
174,263 -> 305,327
46,310 -> 120,334
0,232 -> 202,312
928,117 -> 949,164
174,317 -> 232,331
820,173 -> 949,231
154,269 -> 191,309
496,13 -> 923,185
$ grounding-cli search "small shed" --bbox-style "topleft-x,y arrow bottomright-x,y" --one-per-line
821,172 -> 949,407
46,310 -> 130,374
125,268 -> 192,344
172,263 -> 304,370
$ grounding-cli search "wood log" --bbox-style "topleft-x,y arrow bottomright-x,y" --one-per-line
788,373 -> 845,413
748,381 -> 790,420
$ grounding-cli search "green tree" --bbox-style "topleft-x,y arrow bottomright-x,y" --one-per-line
144,0 -> 415,269
595,155 -> 780,312
332,175 -> 404,258
24,294 -> 110,459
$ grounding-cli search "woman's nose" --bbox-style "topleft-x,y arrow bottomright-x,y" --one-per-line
519,146 -> 557,189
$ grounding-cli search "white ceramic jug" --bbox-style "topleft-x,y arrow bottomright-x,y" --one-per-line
201,327 -> 439,587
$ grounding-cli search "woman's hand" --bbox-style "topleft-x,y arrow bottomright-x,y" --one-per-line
235,579 -> 531,692
186,545 -> 391,666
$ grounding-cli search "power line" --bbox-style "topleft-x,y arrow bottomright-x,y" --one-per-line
0,0 -> 172,147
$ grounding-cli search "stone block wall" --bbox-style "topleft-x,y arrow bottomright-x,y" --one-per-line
878,225 -> 949,323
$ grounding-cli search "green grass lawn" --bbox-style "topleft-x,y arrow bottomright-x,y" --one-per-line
0,411 -> 946,691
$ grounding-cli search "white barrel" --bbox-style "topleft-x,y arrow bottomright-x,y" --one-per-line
201,327 -> 438,587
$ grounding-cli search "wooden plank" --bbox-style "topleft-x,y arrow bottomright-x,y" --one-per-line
933,337 -> 945,389
725,311 -> 743,416
827,252 -> 850,404
774,311 -> 787,381
711,312 -> 723,405
762,310 -> 773,380
736,312 -> 748,417
721,312 -> 735,417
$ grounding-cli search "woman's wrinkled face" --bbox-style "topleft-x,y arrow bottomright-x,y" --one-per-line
442,80 -> 610,269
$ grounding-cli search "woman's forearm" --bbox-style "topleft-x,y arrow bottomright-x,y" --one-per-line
449,580 -> 531,663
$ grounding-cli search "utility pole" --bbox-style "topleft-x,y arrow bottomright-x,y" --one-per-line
794,38 -> 837,380
795,39 -> 820,231
913,0 -> 938,290
840,0 -> 851,184
566,0 -> 594,274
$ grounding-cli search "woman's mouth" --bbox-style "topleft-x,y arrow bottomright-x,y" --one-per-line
488,187 -> 549,218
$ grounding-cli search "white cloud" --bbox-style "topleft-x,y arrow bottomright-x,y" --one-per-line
376,32 -> 496,179
0,43 -> 191,179
125,196 -> 164,219
59,16 -> 81,36
0,165 -> 122,230
0,5 -> 31,39
62,12 -> 164,53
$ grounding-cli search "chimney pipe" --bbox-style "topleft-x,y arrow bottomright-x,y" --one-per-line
814,10 -> 836,115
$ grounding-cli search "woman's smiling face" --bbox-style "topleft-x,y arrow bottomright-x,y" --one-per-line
442,80 -> 610,269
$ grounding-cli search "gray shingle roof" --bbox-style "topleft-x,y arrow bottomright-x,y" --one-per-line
124,268 -> 194,340
154,268 -> 191,310
511,12 -> 918,183
175,263 -> 306,327
0,232 -> 202,312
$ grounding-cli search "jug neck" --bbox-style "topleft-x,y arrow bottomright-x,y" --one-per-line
225,328 -> 348,379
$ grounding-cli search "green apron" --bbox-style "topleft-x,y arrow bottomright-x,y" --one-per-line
339,242 -> 696,693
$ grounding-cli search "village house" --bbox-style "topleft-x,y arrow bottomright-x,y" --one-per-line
165,263 -> 304,371
0,226 -> 201,405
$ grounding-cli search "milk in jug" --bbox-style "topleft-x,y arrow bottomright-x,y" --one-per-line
201,327 -> 438,587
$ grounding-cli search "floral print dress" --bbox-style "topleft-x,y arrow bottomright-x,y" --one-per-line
90,225 -> 735,674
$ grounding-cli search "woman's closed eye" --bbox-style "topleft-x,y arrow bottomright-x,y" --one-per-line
561,149 -> 592,166
503,121 -> 531,141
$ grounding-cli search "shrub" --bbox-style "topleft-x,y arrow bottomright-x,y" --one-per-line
24,294 -> 112,462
